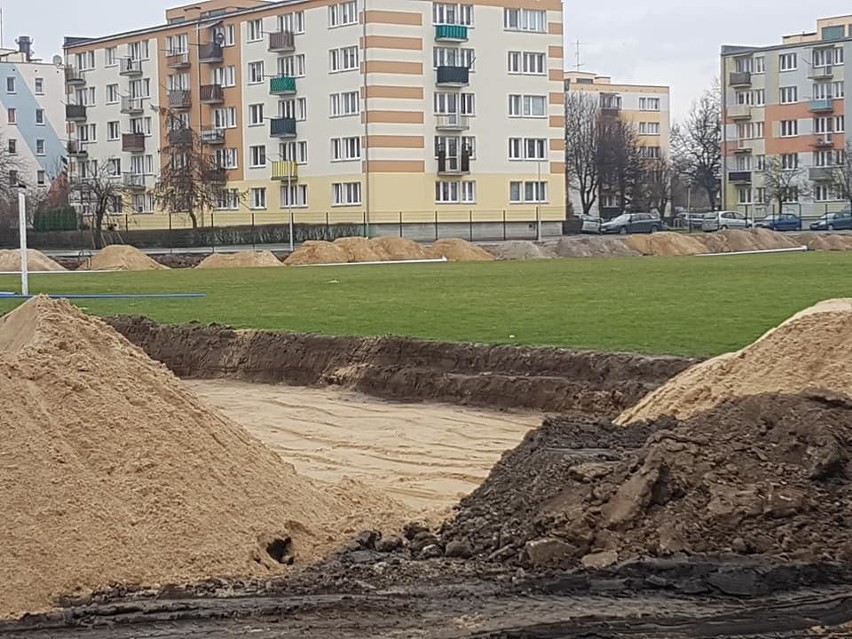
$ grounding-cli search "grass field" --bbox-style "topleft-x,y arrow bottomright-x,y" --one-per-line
0,251 -> 850,357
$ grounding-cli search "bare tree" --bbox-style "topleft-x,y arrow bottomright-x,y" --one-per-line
636,155 -> 673,218
761,156 -> 811,215
564,92 -> 601,216
72,160 -> 128,247
597,117 -> 644,212
672,80 -> 721,210
825,140 -> 852,211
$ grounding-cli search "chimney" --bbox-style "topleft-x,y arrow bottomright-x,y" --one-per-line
16,36 -> 32,61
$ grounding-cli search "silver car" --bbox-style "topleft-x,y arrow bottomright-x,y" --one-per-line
579,214 -> 601,233
702,211 -> 752,232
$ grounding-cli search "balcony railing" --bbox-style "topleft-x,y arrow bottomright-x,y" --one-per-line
122,173 -> 147,190
268,30 -> 295,52
810,167 -> 834,181
64,66 -> 86,86
67,140 -> 88,157
435,113 -> 470,131
813,133 -> 834,148
66,104 -> 87,121
122,133 -> 146,153
435,24 -> 469,42
269,75 -> 297,95
120,96 -> 143,114
168,128 -> 193,146
168,89 -> 192,109
167,52 -> 191,69
809,65 -> 833,80
119,58 -> 143,76
810,98 -> 833,112
436,65 -> 470,86
734,139 -> 752,153
728,171 -> 752,183
729,71 -> 751,87
272,160 -> 298,181
199,84 -> 224,103
201,127 -> 225,145
203,167 -> 227,183
270,117 -> 297,138
727,104 -> 752,120
199,43 -> 224,63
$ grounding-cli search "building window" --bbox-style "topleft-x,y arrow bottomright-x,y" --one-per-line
130,116 -> 152,135
35,139 -> 45,156
433,3 -> 473,25
507,51 -> 546,75
639,146 -> 661,159
249,145 -> 267,168
781,153 -> 798,170
107,158 -> 121,176
833,81 -> 845,98
250,187 -> 267,209
434,92 -> 475,115
331,136 -> 361,161
779,86 -> 797,104
780,120 -> 798,137
6,76 -> 15,93
509,180 -> 548,203
508,94 -> 546,118
329,91 -> 360,117
7,108 -> 15,124
35,109 -> 44,125
279,97 -> 307,121
329,46 -> 359,72
9,170 -> 17,186
106,84 -> 119,104
754,89 -> 765,105
248,61 -> 264,84
37,171 -> 46,186
215,148 -> 239,169
128,41 -> 149,61
212,66 -> 236,87
129,79 -> 149,99
7,139 -> 15,154
249,103 -> 264,126
216,188 -> 241,210
332,182 -> 362,206
754,56 -> 765,74
281,184 -> 308,208
508,137 -> 546,160
835,115 -> 846,132
639,97 -> 661,111
329,0 -> 358,27
638,122 -> 661,135
433,46 -> 475,70
247,19 -> 263,41
435,180 -> 476,203
278,54 -> 306,77
815,185 -> 840,202
213,107 -> 238,129
281,140 -> 308,164
34,77 -> 44,95
105,47 -> 116,66
107,121 -> 120,140
779,52 -> 797,71
278,11 -> 305,34
503,8 -> 545,32
737,187 -> 752,204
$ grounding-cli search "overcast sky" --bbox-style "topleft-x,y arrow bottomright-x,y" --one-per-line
1,0 -> 835,119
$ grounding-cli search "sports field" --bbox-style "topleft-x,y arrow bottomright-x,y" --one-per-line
1,251 -> 850,356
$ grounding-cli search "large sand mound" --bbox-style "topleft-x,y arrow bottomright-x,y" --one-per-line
552,237 -> 640,258
197,250 -> 282,269
488,241 -> 555,261
0,297 -> 404,618
78,245 -> 168,271
333,237 -> 383,263
617,299 -> 852,424
369,237 -> 427,261
624,232 -> 706,256
285,241 -> 348,266
698,229 -> 800,254
0,249 -> 65,272
426,238 -> 495,262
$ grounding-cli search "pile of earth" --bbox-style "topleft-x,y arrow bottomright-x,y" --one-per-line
78,245 -> 168,271
0,297 -> 405,618
624,232 -> 707,256
196,250 -> 283,269
0,249 -> 65,272
487,241 -> 555,261
426,238 -> 494,262
286,237 -> 489,265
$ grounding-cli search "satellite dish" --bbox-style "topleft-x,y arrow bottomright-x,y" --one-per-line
52,55 -> 63,67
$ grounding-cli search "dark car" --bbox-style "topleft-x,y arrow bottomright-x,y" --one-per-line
756,213 -> 802,231
600,213 -> 664,234
810,210 -> 852,231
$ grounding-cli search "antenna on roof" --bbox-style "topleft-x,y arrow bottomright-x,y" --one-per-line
573,39 -> 584,72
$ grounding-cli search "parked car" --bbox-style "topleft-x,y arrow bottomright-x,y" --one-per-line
681,211 -> 714,231
701,211 -> 752,232
579,214 -> 601,234
810,210 -> 852,231
600,213 -> 664,235
755,213 -> 802,231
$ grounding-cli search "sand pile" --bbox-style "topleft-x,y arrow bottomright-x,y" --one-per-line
78,245 -> 168,271
487,241 -> 555,261
196,250 -> 282,269
0,297 -> 404,618
624,232 -> 706,256
791,233 -> 852,252
426,238 -> 495,262
0,249 -> 66,272
617,299 -> 852,424
285,241 -> 348,266
369,237 -> 428,261
333,237 -> 383,263
698,229 -> 799,254
551,237 -> 640,258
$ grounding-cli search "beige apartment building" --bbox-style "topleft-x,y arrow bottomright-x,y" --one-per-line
564,71 -> 670,215
63,0 -> 566,233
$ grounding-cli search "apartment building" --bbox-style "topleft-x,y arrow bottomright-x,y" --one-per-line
564,71 -> 670,215
0,37 -> 66,192
63,0 -> 565,231
721,14 -> 852,219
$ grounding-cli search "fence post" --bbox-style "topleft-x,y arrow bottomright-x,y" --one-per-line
124,213 -> 129,233
168,210 -> 173,252
469,210 -> 473,242
363,211 -> 367,239
325,211 -> 330,241
502,209 -> 507,241
210,209 -> 216,253
434,210 -> 439,241
399,211 -> 403,238
251,209 -> 256,250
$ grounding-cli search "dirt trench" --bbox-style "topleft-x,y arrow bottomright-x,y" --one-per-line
105,317 -> 694,417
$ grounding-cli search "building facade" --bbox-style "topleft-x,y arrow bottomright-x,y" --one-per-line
63,0 -> 565,231
0,38 -> 66,193
564,71 -> 671,215
721,14 -> 852,220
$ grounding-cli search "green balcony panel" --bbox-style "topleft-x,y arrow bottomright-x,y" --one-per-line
270,76 -> 297,94
435,24 -> 468,41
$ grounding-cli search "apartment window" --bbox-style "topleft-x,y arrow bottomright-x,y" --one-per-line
330,91 -> 359,117
107,158 -> 121,176
735,90 -> 752,105
754,56 -> 765,74
8,170 -> 17,186
37,171 -> 46,186
640,146 -> 661,159
736,155 -> 752,171
331,136 -> 361,161
166,34 -> 188,55
813,150 -> 842,167
215,148 -> 238,169
130,117 -> 152,136
129,79 -> 149,99
279,97 -> 307,121
508,137 -> 546,160
835,115 -> 846,132
754,187 -> 766,203
249,145 -> 267,168
131,194 -> 154,213
7,108 -> 15,124
509,180 -> 548,203
780,120 -> 798,137
737,187 -> 752,204
435,135 -> 476,160
105,47 -> 117,67
329,0 -> 358,26
503,8 -> 546,32
815,185 -> 840,202
76,51 -> 95,70
216,189 -> 241,210
278,12 -> 305,34
281,140 -> 309,164
639,97 -> 661,111
638,122 -> 661,135
433,3 -> 473,25
281,184 -> 308,207
213,107 -> 238,128
332,182 -> 362,206
781,153 -> 798,170
249,103 -> 264,126
754,89 -> 765,105
35,139 -> 45,156
107,121 -> 120,140
128,41 -> 149,61
329,46 -> 359,72
779,52 -> 797,71
5,76 -> 14,94
247,19 -> 263,41
278,54 -> 306,77
34,78 -> 43,95
106,84 -> 119,104
507,51 -> 545,75
212,65 -> 236,87
435,180 -> 476,203
434,92 -> 475,115
434,47 -> 475,70
833,81 -> 845,98
77,123 -> 96,143
755,155 -> 765,171
779,86 -> 797,104
7,139 -> 15,154
246,61 -> 264,84
248,187 -> 266,209
813,46 -> 843,68
35,109 -> 44,125
508,94 -> 546,117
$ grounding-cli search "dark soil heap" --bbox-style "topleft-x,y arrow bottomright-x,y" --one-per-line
440,392 -> 852,568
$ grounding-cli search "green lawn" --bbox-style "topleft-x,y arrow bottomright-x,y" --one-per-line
0,252 -> 850,357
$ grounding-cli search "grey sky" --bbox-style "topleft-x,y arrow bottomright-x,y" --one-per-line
1,0 -> 836,119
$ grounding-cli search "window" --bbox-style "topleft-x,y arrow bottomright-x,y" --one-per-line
433,46 -> 475,70
755,155 -> 765,171
213,107 -> 238,128
249,103 -> 264,126
434,92 -> 475,115
212,65 -> 236,87
503,8 -> 546,32
128,41 -> 149,61
78,123 -> 96,143
781,153 -> 798,169
815,185 -> 840,201
215,148 -> 238,169
107,158 -> 121,176
330,91 -> 359,117
34,78 -> 43,95
281,140 -> 309,164
7,108 -> 15,124
813,82 -> 832,100
216,189 -> 241,210
281,184 -> 308,208
106,84 -> 119,104
35,139 -> 45,156
76,51 -> 95,70
249,145 -> 267,168
8,170 -> 17,186
131,194 -> 154,213
779,86 -> 797,104
638,122 -> 661,135
7,139 -> 15,154
35,109 -> 44,125
37,171 -> 46,186
248,61 -> 264,84
107,121 -> 120,140
754,56 -> 765,74
278,12 -> 305,34
754,89 -> 765,105
833,81 -> 845,98
332,182 -> 362,206
6,76 -> 14,93
105,47 -> 117,67
507,51 -> 546,75
279,97 -> 307,121
508,137 -> 546,160
737,187 -> 752,204
639,97 -> 661,111
331,136 -> 361,161
779,52 -> 797,71
250,187 -> 267,209
813,46 -> 843,68
813,150 -> 843,167
736,155 -> 752,171
508,94 -> 546,117
639,146 -> 661,159
735,90 -> 753,105
278,54 -> 306,77
129,79 -> 149,99
166,34 -> 188,55
329,0 -> 358,26
247,19 -> 263,41
130,117 -> 152,136
780,120 -> 798,137
835,115 -> 846,132
509,181 -> 548,203
435,180 -> 476,203
329,46 -> 359,72
433,3 -> 474,25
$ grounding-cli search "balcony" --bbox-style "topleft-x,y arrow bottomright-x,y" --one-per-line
199,84 -> 224,104
600,94 -> 622,115
64,66 -> 85,86
203,167 -> 227,183
728,171 -> 752,183
120,96 -> 144,115
435,24 -> 469,42
122,173 -> 147,191
67,140 -> 88,157
810,65 -> 833,80
66,104 -> 87,121
168,128 -> 193,146
810,98 -> 833,112
810,167 -> 834,181
270,117 -> 297,138
168,89 -> 192,109
435,113 -> 470,131
272,160 -> 298,181
122,133 -> 146,153
727,104 -> 752,120
119,58 -> 143,77
729,71 -> 751,87
268,30 -> 295,53
733,139 -> 752,154
201,127 -> 225,145
813,134 -> 834,148
167,52 -> 191,69
199,43 -> 224,63
269,75 -> 297,95
436,65 -> 469,87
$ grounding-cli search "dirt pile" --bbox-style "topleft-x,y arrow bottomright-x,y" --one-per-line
624,232 -> 707,256
369,237 -> 428,261
440,392 -> 852,568
698,229 -> 800,254
0,249 -> 66,272
618,299 -> 852,424
0,297 -> 405,618
791,233 -> 852,252
487,241 -> 555,261
284,241 -> 348,266
197,250 -> 282,269
331,237 -> 382,262
78,245 -> 168,271
426,238 -> 495,262
551,237 -> 640,258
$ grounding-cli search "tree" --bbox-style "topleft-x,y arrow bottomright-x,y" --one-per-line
72,160 -> 128,247
635,155 -> 673,218
825,140 -> 852,211
672,79 -> 722,210
761,155 -> 811,215
564,91 -> 600,216
597,116 -> 644,212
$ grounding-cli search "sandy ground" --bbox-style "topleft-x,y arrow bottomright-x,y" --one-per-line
187,380 -> 540,511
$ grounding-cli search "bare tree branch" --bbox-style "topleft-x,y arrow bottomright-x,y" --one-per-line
761,155 -> 811,214
825,141 -> 852,211
565,92 -> 600,215
672,79 -> 721,209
